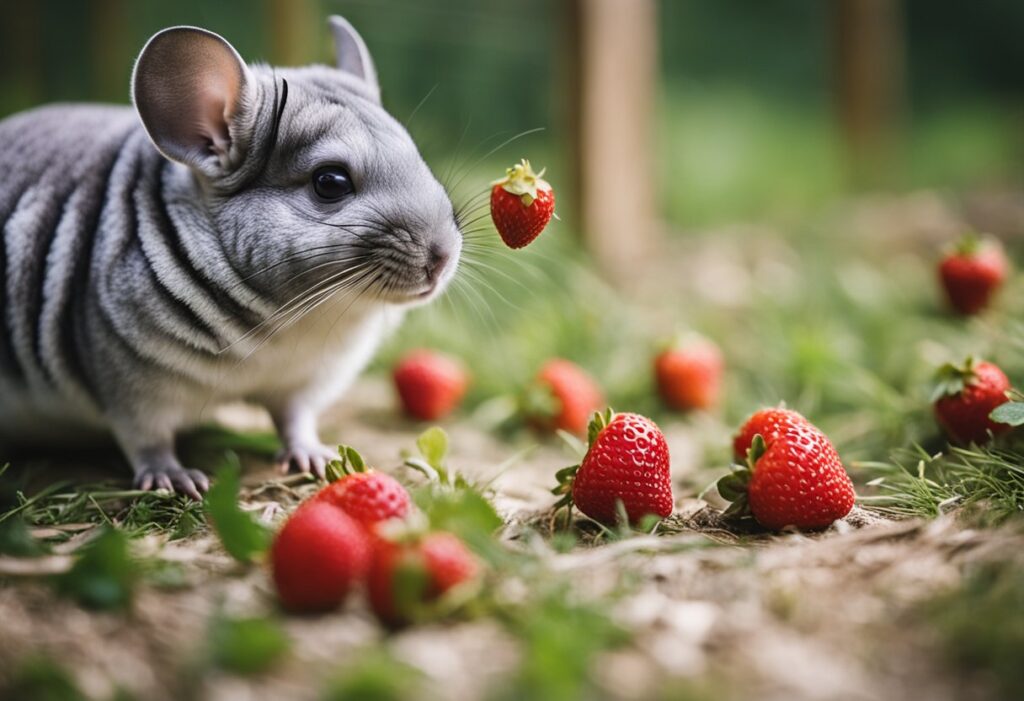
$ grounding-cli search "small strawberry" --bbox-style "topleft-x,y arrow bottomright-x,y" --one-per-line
938,234 -> 1008,315
367,531 -> 481,626
932,357 -> 1011,444
270,501 -> 371,612
654,337 -> 724,411
717,423 -> 855,531
316,446 -> 411,529
553,410 -> 674,526
490,159 -> 555,249
524,359 -> 605,435
393,349 -> 468,421
732,406 -> 808,460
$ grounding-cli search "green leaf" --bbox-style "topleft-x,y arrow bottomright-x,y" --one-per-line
416,427 -> 449,470
747,434 -> 768,466
990,402 -> 1024,427
321,649 -> 423,701
412,484 -> 502,556
55,526 -> 138,610
0,515 -> 48,557
209,613 -> 290,676
4,656 -> 87,701
204,464 -> 271,563
715,471 -> 750,502
343,445 -> 366,471
392,558 -> 431,622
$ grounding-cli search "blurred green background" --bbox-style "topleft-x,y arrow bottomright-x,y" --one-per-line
2,0 -> 1022,228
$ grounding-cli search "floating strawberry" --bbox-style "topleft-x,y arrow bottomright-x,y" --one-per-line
393,349 -> 468,421
933,356 -> 1012,444
524,359 -> 605,435
654,336 -> 724,411
316,446 -> 411,529
938,234 -> 1008,315
270,501 -> 371,612
367,531 -> 481,626
490,159 -> 555,249
732,406 -> 808,460
553,410 -> 673,526
717,422 -> 855,531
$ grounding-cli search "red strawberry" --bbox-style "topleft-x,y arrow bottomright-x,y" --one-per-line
393,350 -> 468,421
271,501 -> 371,612
654,337 -> 724,411
367,531 -> 480,626
732,406 -> 808,460
525,359 -> 604,435
717,423 -> 855,530
316,446 -> 411,529
554,411 -> 674,525
933,357 -> 1011,444
938,235 -> 1008,315
490,159 -> 555,249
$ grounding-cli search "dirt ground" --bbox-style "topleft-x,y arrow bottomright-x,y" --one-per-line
1,376 -> 1020,701
4,189 -> 1024,700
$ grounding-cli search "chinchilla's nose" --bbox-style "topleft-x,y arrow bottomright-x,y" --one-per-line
425,245 -> 450,283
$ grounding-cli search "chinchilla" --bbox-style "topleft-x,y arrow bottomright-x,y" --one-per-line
0,16 -> 462,498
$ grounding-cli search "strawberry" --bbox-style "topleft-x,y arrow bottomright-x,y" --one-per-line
654,337 -> 724,411
524,359 -> 605,435
393,349 -> 468,421
490,159 -> 555,249
938,235 -> 1008,315
367,531 -> 480,626
553,410 -> 673,525
316,446 -> 411,529
932,357 -> 1011,444
270,501 -> 371,612
732,406 -> 808,460
717,423 -> 855,531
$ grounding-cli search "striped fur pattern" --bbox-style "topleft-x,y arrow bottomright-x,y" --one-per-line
0,18 -> 461,496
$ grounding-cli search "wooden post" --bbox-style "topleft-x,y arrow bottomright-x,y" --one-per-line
268,0 -> 320,66
834,0 -> 905,187
570,0 -> 659,283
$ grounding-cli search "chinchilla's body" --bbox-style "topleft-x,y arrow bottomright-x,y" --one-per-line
0,17 -> 461,496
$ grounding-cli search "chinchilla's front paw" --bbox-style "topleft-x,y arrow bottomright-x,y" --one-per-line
276,442 -> 339,479
133,463 -> 210,500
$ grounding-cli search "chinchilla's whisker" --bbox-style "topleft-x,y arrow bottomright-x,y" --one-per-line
441,116 -> 474,191
446,126 -> 546,197
460,257 -> 530,297
229,245 -> 354,289
458,264 -> 521,315
222,261 -> 373,353
404,82 -> 438,128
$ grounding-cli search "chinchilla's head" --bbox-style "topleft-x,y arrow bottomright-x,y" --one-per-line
131,16 -> 460,308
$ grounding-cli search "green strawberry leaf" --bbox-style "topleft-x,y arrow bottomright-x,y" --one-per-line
204,463 -> 271,563
0,515 -> 48,557
54,526 -> 138,610
209,612 -> 290,675
715,471 -> 750,502
417,427 -> 449,471
587,408 -> 614,446
931,357 -> 977,402
721,494 -> 753,520
990,401 -> 1024,427
747,434 -> 768,468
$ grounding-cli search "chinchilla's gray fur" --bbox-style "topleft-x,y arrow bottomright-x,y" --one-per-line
0,17 -> 461,497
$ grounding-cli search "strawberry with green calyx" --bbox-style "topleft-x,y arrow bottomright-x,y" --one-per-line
938,234 -> 1008,315
933,356 -> 1012,445
316,445 -> 412,530
716,423 -> 855,531
366,528 -> 482,627
524,359 -> 604,436
490,159 -> 556,249
654,334 -> 724,411
553,409 -> 674,526
731,406 -> 808,460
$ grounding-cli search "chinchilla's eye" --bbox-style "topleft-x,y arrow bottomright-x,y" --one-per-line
312,165 -> 355,202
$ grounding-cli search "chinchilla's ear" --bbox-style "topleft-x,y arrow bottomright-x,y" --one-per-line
328,15 -> 380,102
132,26 -> 255,178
